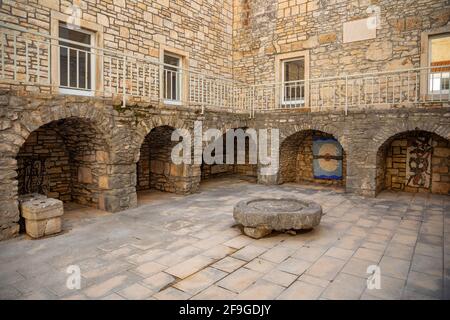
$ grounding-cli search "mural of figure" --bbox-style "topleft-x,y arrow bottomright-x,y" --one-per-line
406,136 -> 433,189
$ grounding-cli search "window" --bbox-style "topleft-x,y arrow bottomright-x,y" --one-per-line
59,24 -> 95,95
429,34 -> 450,94
282,58 -> 305,105
163,53 -> 182,103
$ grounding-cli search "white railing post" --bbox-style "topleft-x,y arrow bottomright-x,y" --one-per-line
345,75 -> 348,115
122,56 -> 126,107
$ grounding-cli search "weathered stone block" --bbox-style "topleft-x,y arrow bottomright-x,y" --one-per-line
78,167 -> 93,184
21,198 -> 63,238
366,41 -> 393,61
434,147 -> 450,158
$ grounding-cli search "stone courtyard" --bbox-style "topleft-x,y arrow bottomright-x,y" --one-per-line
0,0 -> 450,302
0,177 -> 448,300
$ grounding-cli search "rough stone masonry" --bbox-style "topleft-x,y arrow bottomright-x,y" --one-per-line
0,0 -> 449,240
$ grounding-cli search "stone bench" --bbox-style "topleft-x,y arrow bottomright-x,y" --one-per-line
21,197 -> 64,238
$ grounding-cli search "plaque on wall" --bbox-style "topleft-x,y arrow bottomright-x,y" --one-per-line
343,18 -> 377,43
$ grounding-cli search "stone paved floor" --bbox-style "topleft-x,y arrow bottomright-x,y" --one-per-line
1,177 -> 449,300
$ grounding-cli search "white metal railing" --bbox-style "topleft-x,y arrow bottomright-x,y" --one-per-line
253,66 -> 450,113
0,23 -> 248,113
1,23 -> 449,116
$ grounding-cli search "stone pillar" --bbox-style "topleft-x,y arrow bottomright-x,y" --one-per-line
0,158 -> 20,240
345,143 -> 377,197
98,163 -> 138,212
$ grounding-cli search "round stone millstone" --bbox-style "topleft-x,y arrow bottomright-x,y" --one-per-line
233,198 -> 323,239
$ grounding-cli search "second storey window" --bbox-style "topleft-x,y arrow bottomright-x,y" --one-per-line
429,34 -> 450,94
163,53 -> 182,103
282,58 -> 305,105
59,24 -> 95,95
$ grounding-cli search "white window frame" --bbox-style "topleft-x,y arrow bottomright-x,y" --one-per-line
58,24 -> 96,97
163,52 -> 183,105
281,57 -> 306,106
428,33 -> 450,95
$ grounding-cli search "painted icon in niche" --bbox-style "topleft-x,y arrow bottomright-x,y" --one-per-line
312,137 -> 343,180
405,136 -> 432,189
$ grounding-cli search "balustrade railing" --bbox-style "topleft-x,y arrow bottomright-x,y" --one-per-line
1,23 -> 449,116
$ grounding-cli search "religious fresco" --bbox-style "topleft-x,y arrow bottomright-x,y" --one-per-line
405,136 -> 433,189
312,137 -> 343,180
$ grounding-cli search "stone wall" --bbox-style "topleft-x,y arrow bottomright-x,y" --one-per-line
201,133 -> 258,180
251,107 -> 450,196
16,118 -> 109,207
233,0 -> 450,84
17,123 -> 72,201
280,130 -> 346,186
137,125 -> 200,194
0,0 -> 233,77
377,132 -> 450,194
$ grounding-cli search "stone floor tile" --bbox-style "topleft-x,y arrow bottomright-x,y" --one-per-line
277,258 -> 311,276
83,274 -> 129,299
153,287 -> 191,300
363,275 -> 405,300
101,293 -> 126,300
293,245 -> 328,262
126,249 -> 169,265
353,247 -> 383,263
391,233 -> 417,247
306,256 -> 346,281
244,258 -> 276,273
341,257 -> 373,279
405,271 -> 443,298
325,247 -> 355,261
277,281 -> 324,300
411,254 -> 443,277
320,273 -> 367,300
260,246 -> 295,264
117,283 -> 153,300
191,285 -> 237,300
212,256 -> 246,273
414,243 -> 443,259
263,269 -> 297,287
165,255 -> 215,279
236,279 -> 285,300
203,245 -> 236,260
379,256 -> 411,280
217,268 -> 262,293
223,235 -> 254,249
231,245 -> 267,261
384,243 -> 414,260
335,235 -> 365,250
173,267 -> 227,295
402,289 -> 439,300
132,261 -> 167,278
360,292 -> 382,300
142,272 -> 175,292
297,274 -> 330,288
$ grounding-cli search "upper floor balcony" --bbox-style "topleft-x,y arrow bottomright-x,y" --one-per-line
0,23 -> 449,116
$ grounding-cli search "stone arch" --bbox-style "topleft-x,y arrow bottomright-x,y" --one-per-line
279,123 -> 346,151
135,121 -> 200,195
0,99 -> 133,240
132,116 -> 194,164
200,126 -> 258,181
278,128 -> 347,188
372,119 -> 450,153
10,103 -> 115,159
375,129 -> 450,195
